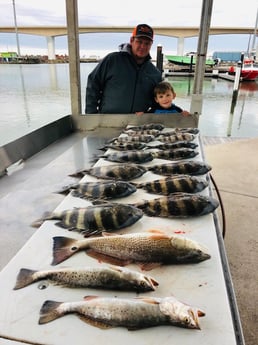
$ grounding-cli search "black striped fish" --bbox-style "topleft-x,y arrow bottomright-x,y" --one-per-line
123,129 -> 161,137
152,148 -> 198,160
55,180 -> 137,200
128,123 -> 165,131
100,142 -> 147,151
69,164 -> 148,180
32,203 -> 143,236
134,175 -> 208,195
156,133 -> 195,142
101,151 -> 154,164
147,161 -> 212,176
109,134 -> 155,143
149,141 -> 198,150
132,192 -> 219,218
160,128 -> 199,135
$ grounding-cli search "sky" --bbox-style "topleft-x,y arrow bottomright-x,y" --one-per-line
0,0 -> 258,58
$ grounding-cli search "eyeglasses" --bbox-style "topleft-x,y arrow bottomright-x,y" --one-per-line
134,38 -> 153,47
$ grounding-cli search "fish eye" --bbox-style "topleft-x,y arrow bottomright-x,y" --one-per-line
183,316 -> 190,324
38,282 -> 49,290
71,246 -> 78,251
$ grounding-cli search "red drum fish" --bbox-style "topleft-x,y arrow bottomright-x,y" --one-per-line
51,230 -> 211,267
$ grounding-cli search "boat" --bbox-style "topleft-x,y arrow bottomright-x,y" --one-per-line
165,52 -> 215,66
228,58 -> 258,81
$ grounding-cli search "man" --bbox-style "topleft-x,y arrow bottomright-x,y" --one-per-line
85,24 -> 162,114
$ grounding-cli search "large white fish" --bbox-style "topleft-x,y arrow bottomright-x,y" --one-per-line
39,295 -> 205,330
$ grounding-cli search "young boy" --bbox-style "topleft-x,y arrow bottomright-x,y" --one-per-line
147,81 -> 190,115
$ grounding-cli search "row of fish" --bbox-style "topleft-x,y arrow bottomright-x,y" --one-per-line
14,125 -> 215,332
70,161 -> 212,180
32,192 -> 218,236
56,174 -> 208,200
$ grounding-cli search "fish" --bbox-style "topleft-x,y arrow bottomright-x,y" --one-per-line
69,164 -> 148,180
51,229 -> 211,267
38,295 -> 205,329
109,134 -> 155,143
156,133 -> 196,142
100,151 -> 154,164
160,128 -> 200,135
151,148 -> 199,160
147,161 -> 212,176
54,180 -> 137,200
134,175 -> 208,195
99,142 -> 147,151
128,123 -> 165,131
33,203 -> 143,236
149,141 -> 198,150
133,192 -> 219,218
123,129 -> 161,137
13,265 -> 158,292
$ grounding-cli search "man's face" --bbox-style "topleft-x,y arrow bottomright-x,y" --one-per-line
130,37 -> 153,59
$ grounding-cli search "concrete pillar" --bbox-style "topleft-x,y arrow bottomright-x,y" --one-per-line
46,36 -> 56,60
177,37 -> 184,55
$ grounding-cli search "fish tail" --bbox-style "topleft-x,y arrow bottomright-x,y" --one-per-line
39,300 -> 63,324
53,183 -> 79,194
13,268 -> 38,290
52,236 -> 80,265
30,211 -> 57,228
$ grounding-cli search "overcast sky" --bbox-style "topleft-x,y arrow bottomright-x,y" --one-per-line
0,0 -> 258,57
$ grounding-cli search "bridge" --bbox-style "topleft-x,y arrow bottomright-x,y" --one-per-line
0,26 -> 256,59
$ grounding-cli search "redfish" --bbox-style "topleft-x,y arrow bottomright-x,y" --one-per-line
39,295 -> 205,329
51,230 -> 211,267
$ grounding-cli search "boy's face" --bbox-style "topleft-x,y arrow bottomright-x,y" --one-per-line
155,90 -> 176,109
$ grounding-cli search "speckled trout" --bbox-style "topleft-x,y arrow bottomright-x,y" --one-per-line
51,230 -> 211,268
13,265 -> 158,292
39,295 -> 205,330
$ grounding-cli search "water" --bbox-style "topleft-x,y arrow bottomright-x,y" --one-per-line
0,63 -> 257,146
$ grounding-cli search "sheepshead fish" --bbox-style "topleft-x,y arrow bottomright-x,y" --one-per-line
156,133 -> 195,142
133,192 -> 219,218
148,161 -> 212,176
100,142 -> 147,151
55,180 -> 137,200
160,128 -> 200,135
51,230 -> 211,267
13,265 -> 158,292
38,295 -> 205,330
101,151 -> 154,164
134,175 -> 208,195
152,148 -> 198,160
149,141 -> 198,150
123,129 -> 161,137
69,164 -> 148,180
33,203 -> 143,236
129,123 -> 165,131
109,134 -> 155,143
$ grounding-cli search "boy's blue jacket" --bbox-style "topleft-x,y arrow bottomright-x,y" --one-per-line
85,43 -> 162,114
147,103 -> 183,113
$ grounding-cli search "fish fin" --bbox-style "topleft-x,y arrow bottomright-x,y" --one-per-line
78,315 -> 114,329
30,211 -> 54,228
197,309 -> 206,317
52,236 -> 79,265
102,231 -> 120,237
39,300 -> 63,324
13,268 -> 38,290
68,170 -> 88,178
86,249 -> 131,266
139,262 -> 162,271
134,296 -> 160,305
